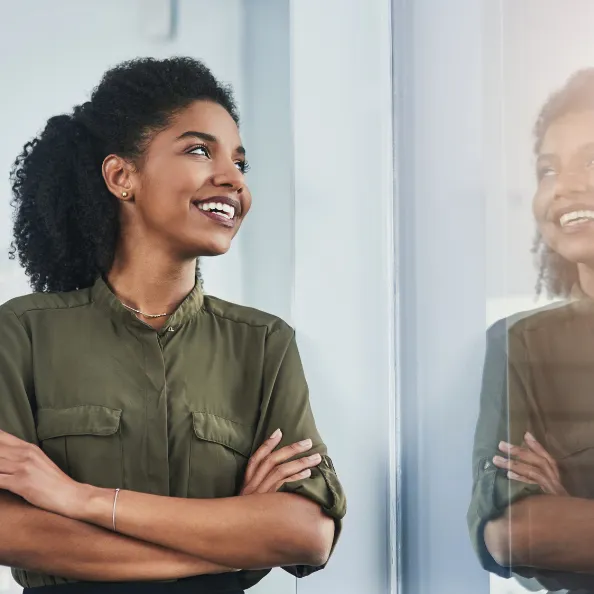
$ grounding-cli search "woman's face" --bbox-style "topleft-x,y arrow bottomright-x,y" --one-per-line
125,100 -> 251,259
533,109 -> 594,266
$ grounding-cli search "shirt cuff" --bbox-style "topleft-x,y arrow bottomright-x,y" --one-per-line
280,455 -> 346,578
468,459 -> 543,577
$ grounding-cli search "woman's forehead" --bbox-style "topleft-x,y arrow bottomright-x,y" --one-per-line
540,110 -> 594,156
166,100 -> 241,145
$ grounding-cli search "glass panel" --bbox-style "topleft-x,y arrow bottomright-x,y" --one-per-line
483,2 -> 594,593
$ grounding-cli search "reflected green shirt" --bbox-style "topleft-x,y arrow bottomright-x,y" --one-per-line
468,299 -> 594,592
0,277 -> 346,589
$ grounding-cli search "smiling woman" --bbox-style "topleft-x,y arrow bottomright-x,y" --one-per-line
0,57 -> 345,594
532,69 -> 594,298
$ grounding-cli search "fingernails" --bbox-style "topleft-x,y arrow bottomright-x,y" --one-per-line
525,432 -> 536,442
493,456 -> 507,465
270,429 -> 282,440
301,469 -> 312,478
499,441 -> 512,452
308,453 -> 322,463
508,471 -> 520,480
299,439 -> 312,448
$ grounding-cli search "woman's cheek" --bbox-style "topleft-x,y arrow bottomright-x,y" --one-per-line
532,183 -> 552,224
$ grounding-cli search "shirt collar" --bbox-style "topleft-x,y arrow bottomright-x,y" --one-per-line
90,276 -> 204,331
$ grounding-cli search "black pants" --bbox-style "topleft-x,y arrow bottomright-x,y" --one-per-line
23,573 -> 244,594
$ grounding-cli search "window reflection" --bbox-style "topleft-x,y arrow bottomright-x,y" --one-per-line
473,64 -> 594,594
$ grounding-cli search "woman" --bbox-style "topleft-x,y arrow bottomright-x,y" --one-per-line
468,68 -> 594,593
0,57 -> 346,593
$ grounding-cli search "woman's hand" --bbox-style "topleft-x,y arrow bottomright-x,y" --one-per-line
493,431 -> 568,496
240,429 -> 321,496
0,429 -> 85,517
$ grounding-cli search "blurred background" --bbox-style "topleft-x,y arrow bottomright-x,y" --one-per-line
0,1 -> 394,593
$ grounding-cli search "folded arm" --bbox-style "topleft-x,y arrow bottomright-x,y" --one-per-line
0,491 -> 234,582
485,495 -> 594,573
76,486 -> 335,570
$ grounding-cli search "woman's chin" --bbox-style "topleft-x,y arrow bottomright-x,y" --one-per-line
195,240 -> 232,258
555,245 -> 594,267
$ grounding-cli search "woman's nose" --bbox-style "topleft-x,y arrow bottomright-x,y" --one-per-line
212,161 -> 244,191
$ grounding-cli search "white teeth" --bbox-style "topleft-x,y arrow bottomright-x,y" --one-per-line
560,210 -> 594,227
196,201 -> 235,219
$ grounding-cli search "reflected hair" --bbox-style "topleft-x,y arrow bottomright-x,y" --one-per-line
533,68 -> 594,297
10,57 -> 238,293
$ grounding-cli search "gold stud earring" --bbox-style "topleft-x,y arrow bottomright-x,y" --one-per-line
122,191 -> 128,198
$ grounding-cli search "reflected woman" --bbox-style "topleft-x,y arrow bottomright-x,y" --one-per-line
469,68 -> 594,593
0,57 -> 345,594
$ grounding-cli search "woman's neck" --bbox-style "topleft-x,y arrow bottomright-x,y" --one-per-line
577,263 -> 594,299
106,251 -> 197,328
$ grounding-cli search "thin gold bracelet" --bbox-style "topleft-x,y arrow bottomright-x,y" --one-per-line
112,488 -> 121,532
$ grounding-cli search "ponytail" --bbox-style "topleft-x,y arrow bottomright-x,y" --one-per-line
10,113 -> 118,292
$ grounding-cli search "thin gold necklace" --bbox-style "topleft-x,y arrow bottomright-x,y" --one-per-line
120,302 -> 172,319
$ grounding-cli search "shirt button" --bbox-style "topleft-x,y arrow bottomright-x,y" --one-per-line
168,327 -> 175,332
483,460 -> 491,470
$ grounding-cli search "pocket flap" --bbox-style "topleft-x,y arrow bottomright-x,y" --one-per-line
37,406 -> 122,440
192,412 -> 252,458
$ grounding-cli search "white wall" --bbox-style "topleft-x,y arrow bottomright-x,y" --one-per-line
240,0 -> 294,323
395,0 -> 488,593
291,1 -> 395,593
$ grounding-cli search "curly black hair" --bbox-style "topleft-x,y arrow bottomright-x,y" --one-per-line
9,57 -> 239,293
532,68 -> 594,297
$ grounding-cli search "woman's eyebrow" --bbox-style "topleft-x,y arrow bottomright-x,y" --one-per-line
176,130 -> 245,155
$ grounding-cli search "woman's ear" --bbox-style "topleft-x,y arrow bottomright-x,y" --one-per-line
102,154 -> 136,202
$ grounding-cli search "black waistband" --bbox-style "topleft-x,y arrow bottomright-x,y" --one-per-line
23,573 -> 244,594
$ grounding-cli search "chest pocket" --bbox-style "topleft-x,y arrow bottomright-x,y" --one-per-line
546,421 -> 594,498
188,412 -> 253,499
37,405 -> 123,489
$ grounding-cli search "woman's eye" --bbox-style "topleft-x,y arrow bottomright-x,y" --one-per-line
235,160 -> 251,174
188,144 -> 210,157
539,167 -> 556,179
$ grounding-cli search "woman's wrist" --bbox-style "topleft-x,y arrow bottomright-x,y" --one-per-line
70,483 -> 115,528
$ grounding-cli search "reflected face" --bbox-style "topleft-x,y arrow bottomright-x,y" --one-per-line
533,110 -> 594,265
129,100 -> 252,258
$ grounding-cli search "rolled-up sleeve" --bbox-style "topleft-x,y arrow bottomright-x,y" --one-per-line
468,318 -> 542,577
254,323 -> 346,578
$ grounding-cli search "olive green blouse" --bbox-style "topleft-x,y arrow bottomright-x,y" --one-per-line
0,277 -> 346,589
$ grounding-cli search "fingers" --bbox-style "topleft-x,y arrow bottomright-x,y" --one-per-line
243,439 -> 315,495
243,429 -> 283,485
498,437 -> 559,486
493,455 -> 557,493
256,453 -> 321,494
507,468 -> 567,495
273,468 -> 313,492
507,470 -> 540,486
524,432 -> 561,480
